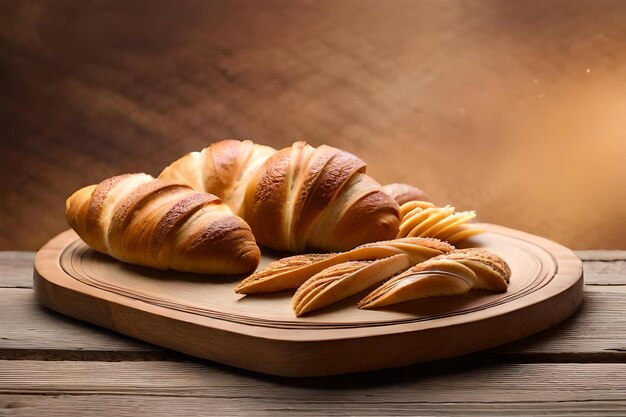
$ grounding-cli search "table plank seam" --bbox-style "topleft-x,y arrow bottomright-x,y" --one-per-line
0,388 -> 624,404
0,350 -> 623,363
0,349 -> 182,362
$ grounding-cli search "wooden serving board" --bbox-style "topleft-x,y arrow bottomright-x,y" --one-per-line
33,224 -> 583,377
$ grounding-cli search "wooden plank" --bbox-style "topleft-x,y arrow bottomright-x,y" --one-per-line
1,252 -> 624,361
577,250 -> 626,261
0,252 -> 34,288
0,288 -> 164,359
498,291 -> 626,356
1,394 -> 625,417
585,286 -> 626,294
0,287 -> 624,360
583,260 -> 626,285
0,360 -> 626,407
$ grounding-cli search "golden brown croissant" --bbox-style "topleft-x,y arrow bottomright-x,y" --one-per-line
159,140 -> 400,252
66,173 -> 260,275
158,139 -> 276,215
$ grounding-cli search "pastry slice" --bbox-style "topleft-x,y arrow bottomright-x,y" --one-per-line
292,254 -> 411,316
358,248 -> 510,309
235,237 -> 454,294
442,248 -> 511,291
235,253 -> 338,294
397,201 -> 484,244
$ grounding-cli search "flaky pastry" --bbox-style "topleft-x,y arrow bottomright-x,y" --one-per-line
235,237 -> 454,294
358,248 -> 511,309
396,201 -> 484,244
66,173 -> 260,274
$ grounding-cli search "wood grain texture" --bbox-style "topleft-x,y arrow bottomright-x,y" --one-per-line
497,291 -> 626,357
0,252 -> 34,288
581,254 -> 626,286
0,288 -> 160,358
2,395 -> 625,417
577,250 -> 626,261
1,1 -> 626,251
0,361 -> 626,404
583,261 -> 626,286
2,288 -> 624,361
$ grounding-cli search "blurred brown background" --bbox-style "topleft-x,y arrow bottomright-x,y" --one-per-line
1,0 -> 625,250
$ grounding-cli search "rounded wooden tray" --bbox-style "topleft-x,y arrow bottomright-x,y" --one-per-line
34,224 -> 583,377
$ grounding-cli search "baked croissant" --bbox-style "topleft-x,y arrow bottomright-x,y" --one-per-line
158,139 -> 276,215
66,173 -> 260,274
159,140 -> 400,252
358,248 -> 510,309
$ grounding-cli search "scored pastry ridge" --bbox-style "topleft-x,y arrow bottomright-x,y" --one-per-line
358,248 -> 511,309
159,140 -> 400,253
235,237 -> 455,295
292,254 -> 412,317
66,173 -> 260,275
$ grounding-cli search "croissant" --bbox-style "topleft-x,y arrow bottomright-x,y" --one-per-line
159,140 -> 400,252
65,173 -> 260,275
158,139 -> 276,215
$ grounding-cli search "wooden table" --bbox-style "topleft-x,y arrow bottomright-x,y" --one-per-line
1,251 -> 625,415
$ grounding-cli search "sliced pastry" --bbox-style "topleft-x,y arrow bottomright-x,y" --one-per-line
396,201 -> 484,244
358,248 -> 511,309
292,254 -> 411,316
235,237 -> 454,294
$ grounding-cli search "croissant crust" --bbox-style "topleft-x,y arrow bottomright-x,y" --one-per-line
160,140 -> 401,252
66,173 -> 260,275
